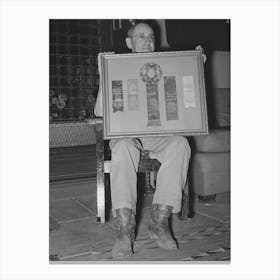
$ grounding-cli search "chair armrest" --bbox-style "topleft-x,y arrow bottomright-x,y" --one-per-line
86,117 -> 104,126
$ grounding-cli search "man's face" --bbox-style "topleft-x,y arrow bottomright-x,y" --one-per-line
126,23 -> 155,53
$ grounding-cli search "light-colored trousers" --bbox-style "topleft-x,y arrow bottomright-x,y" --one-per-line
109,136 -> 191,215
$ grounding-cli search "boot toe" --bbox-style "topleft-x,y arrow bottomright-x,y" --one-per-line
112,250 -> 133,260
157,239 -> 178,250
112,240 -> 133,259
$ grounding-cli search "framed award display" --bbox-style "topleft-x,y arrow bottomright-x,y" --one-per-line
100,50 -> 208,139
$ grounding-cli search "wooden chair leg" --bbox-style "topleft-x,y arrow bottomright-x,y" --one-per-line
95,120 -> 105,223
179,177 -> 191,222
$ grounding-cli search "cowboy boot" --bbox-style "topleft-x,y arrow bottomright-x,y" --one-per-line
148,204 -> 178,250
112,208 -> 136,259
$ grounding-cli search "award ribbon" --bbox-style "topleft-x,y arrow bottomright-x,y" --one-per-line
127,79 -> 139,111
112,80 -> 124,113
164,76 -> 178,120
182,76 -> 196,108
140,62 -> 163,127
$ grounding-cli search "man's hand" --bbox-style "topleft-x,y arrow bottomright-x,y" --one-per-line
195,45 -> 207,63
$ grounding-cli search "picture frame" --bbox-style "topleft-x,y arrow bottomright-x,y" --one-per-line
100,50 -> 208,139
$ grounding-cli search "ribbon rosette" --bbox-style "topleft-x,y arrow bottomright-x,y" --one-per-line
140,62 -> 162,84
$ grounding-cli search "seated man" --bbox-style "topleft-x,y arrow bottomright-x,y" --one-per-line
94,20 -> 193,260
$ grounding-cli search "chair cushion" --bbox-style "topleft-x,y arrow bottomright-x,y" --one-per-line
191,129 -> 230,152
192,152 -> 230,172
191,152 -> 230,195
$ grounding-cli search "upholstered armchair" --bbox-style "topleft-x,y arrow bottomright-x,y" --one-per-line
189,51 -> 230,201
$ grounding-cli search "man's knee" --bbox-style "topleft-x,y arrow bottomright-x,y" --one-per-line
169,136 -> 191,154
110,138 -> 139,151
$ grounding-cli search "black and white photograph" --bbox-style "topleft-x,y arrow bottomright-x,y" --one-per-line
49,19 -> 231,262
1,0 -> 280,279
